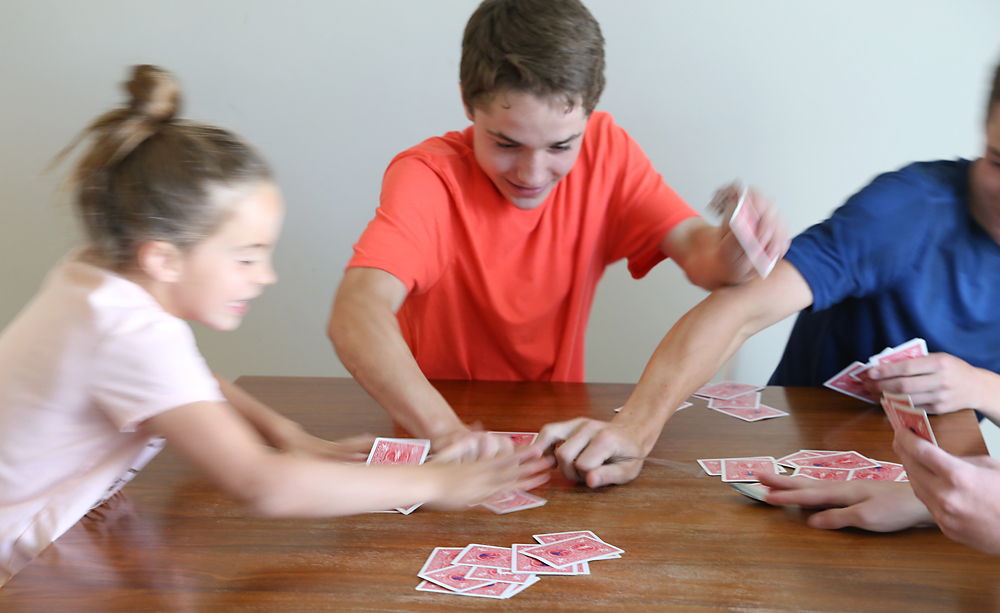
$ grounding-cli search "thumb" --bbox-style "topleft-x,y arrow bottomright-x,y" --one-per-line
584,460 -> 640,489
807,507 -> 859,530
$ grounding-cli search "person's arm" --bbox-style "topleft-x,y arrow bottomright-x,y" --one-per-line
141,400 -> 550,518
329,267 -> 507,455
536,260 -> 813,488
894,428 -> 1000,554
214,375 -> 374,461
865,355 -> 1000,419
757,472 -> 934,532
660,187 -> 789,290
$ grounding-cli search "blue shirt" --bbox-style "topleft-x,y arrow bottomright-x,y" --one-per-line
770,159 -> 1000,386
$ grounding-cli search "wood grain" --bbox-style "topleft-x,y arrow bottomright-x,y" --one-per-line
3,378 -> 996,612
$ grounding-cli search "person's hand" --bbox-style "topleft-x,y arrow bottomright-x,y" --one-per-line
711,182 -> 790,283
424,445 -> 553,510
758,472 -> 933,532
274,424 -> 376,463
433,428 -> 515,463
535,418 -> 645,488
894,428 -> 1000,554
865,353 -> 997,415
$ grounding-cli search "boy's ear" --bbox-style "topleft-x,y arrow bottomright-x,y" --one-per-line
137,240 -> 183,283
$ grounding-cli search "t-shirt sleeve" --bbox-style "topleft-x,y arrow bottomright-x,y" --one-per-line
347,156 -> 456,294
598,117 -> 700,279
784,169 -> 935,311
91,314 -> 225,432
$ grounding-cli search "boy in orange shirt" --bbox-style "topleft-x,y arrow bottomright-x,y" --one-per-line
329,0 -> 786,454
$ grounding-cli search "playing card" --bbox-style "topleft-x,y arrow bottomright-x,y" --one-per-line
709,404 -> 788,422
519,536 -> 624,568
466,566 -> 532,584
721,457 -> 779,482
418,547 -> 464,576
881,392 -> 938,445
396,503 -> 423,515
729,482 -> 772,503
695,381 -> 764,400
823,361 -> 878,404
511,544 -> 586,574
455,544 -> 514,570
776,450 -> 825,467
531,531 -> 619,559
697,458 -> 723,476
366,437 -> 430,466
708,392 -> 761,410
729,187 -> 779,277
415,579 -> 514,599
849,461 -> 906,481
488,432 -> 537,446
875,338 -> 928,365
418,564 -> 494,592
481,490 -> 547,514
789,451 -> 878,470
792,466 -> 853,481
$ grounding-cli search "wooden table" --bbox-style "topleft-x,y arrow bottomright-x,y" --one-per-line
3,377 -> 997,612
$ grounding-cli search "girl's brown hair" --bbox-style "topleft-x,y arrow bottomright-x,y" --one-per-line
56,65 -> 271,270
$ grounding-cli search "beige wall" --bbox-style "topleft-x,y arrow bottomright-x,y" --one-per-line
1,1 -> 998,387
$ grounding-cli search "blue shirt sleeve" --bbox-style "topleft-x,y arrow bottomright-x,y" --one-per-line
785,169 -> 937,311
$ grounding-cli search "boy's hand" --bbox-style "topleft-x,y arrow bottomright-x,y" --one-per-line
758,472 -> 933,532
434,428 -> 515,463
424,446 -> 553,510
865,353 -> 1000,415
894,429 -> 1000,554
535,417 -> 645,488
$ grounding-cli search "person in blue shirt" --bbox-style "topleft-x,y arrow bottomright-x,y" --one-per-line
536,60 -> 1000,554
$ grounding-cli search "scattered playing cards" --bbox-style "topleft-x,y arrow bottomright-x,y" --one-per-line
415,531 -> 623,599
365,437 -> 431,514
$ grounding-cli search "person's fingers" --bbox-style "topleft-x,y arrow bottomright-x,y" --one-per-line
868,357 -> 937,380
552,421 -> 603,483
757,472 -> 812,491
807,506 -> 867,530
764,482 -> 862,509
535,418 -> 587,452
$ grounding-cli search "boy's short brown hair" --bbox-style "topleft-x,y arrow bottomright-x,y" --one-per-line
460,0 -> 605,115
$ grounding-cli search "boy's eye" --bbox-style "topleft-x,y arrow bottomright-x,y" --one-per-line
495,141 -> 519,149
551,144 -> 571,152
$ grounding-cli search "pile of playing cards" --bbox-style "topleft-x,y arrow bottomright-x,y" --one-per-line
881,392 -> 938,446
824,338 -> 928,403
693,381 -> 789,422
366,437 -> 431,514
415,531 -> 624,599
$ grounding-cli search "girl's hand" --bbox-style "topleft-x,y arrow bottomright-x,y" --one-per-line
424,445 -> 553,510
276,425 -> 376,463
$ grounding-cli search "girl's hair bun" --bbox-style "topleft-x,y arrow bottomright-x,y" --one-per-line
126,64 -> 181,123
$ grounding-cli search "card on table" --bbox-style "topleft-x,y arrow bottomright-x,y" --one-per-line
792,466 -> 853,481
481,490 -> 547,515
455,544 -> 514,570
418,564 -> 494,592
418,547 -> 464,576
488,431 -> 538,446
729,187 -> 779,278
365,437 -> 431,466
776,450 -> 826,467
519,536 -> 625,569
849,462 -> 906,481
708,392 -> 761,410
730,482 -> 772,503
721,457 -> 779,482
881,392 -> 938,445
710,405 -> 788,422
416,579 -> 514,599
511,544 -> 586,574
697,458 -> 723,476
466,566 -> 532,584
789,451 -> 878,470
695,381 -> 764,400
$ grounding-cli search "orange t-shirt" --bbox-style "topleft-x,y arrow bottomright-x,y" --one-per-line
348,111 -> 698,382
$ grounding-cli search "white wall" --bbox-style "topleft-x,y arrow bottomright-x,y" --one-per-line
1,1 -> 998,385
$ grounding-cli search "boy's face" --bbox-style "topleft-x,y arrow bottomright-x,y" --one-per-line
975,105 -> 1000,219
466,90 -> 589,210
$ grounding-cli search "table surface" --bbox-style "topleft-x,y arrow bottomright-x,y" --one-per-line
2,377 -> 997,612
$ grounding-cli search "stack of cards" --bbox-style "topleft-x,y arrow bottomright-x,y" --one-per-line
415,531 -> 624,600
880,392 -> 938,446
698,450 -> 908,485
824,338 -> 928,404
478,489 -> 547,514
365,437 -> 431,514
694,382 -> 789,422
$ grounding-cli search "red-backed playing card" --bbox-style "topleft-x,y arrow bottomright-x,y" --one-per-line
418,564 -> 494,592
849,462 -> 906,481
708,393 -> 761,410
729,187 -> 778,277
481,490 -> 546,514
519,536 -> 624,568
366,437 -> 430,466
455,544 -> 514,570
721,457 -> 778,482
881,392 -> 938,445
695,381 -> 764,400
487,432 -> 538,446
418,547 -> 464,576
697,459 -> 723,476
710,404 -> 788,422
789,451 -> 878,470
823,361 -> 878,403
511,544 -> 585,574
793,466 -> 852,481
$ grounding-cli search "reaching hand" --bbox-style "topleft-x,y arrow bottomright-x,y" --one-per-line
711,182 -> 790,283
866,353 -> 998,415
758,472 -> 933,532
894,428 -> 1000,554
424,445 -> 553,510
276,426 -> 376,463
535,418 -> 645,488
433,429 -> 515,463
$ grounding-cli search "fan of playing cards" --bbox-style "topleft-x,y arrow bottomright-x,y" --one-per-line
415,531 -> 624,599
824,338 -> 928,403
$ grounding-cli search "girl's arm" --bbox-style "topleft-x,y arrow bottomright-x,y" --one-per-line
214,375 -> 373,462
140,400 -> 550,518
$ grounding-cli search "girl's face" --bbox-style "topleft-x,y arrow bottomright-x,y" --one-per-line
166,182 -> 284,331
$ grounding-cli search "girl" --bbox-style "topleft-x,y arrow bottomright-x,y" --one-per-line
0,65 -> 550,586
